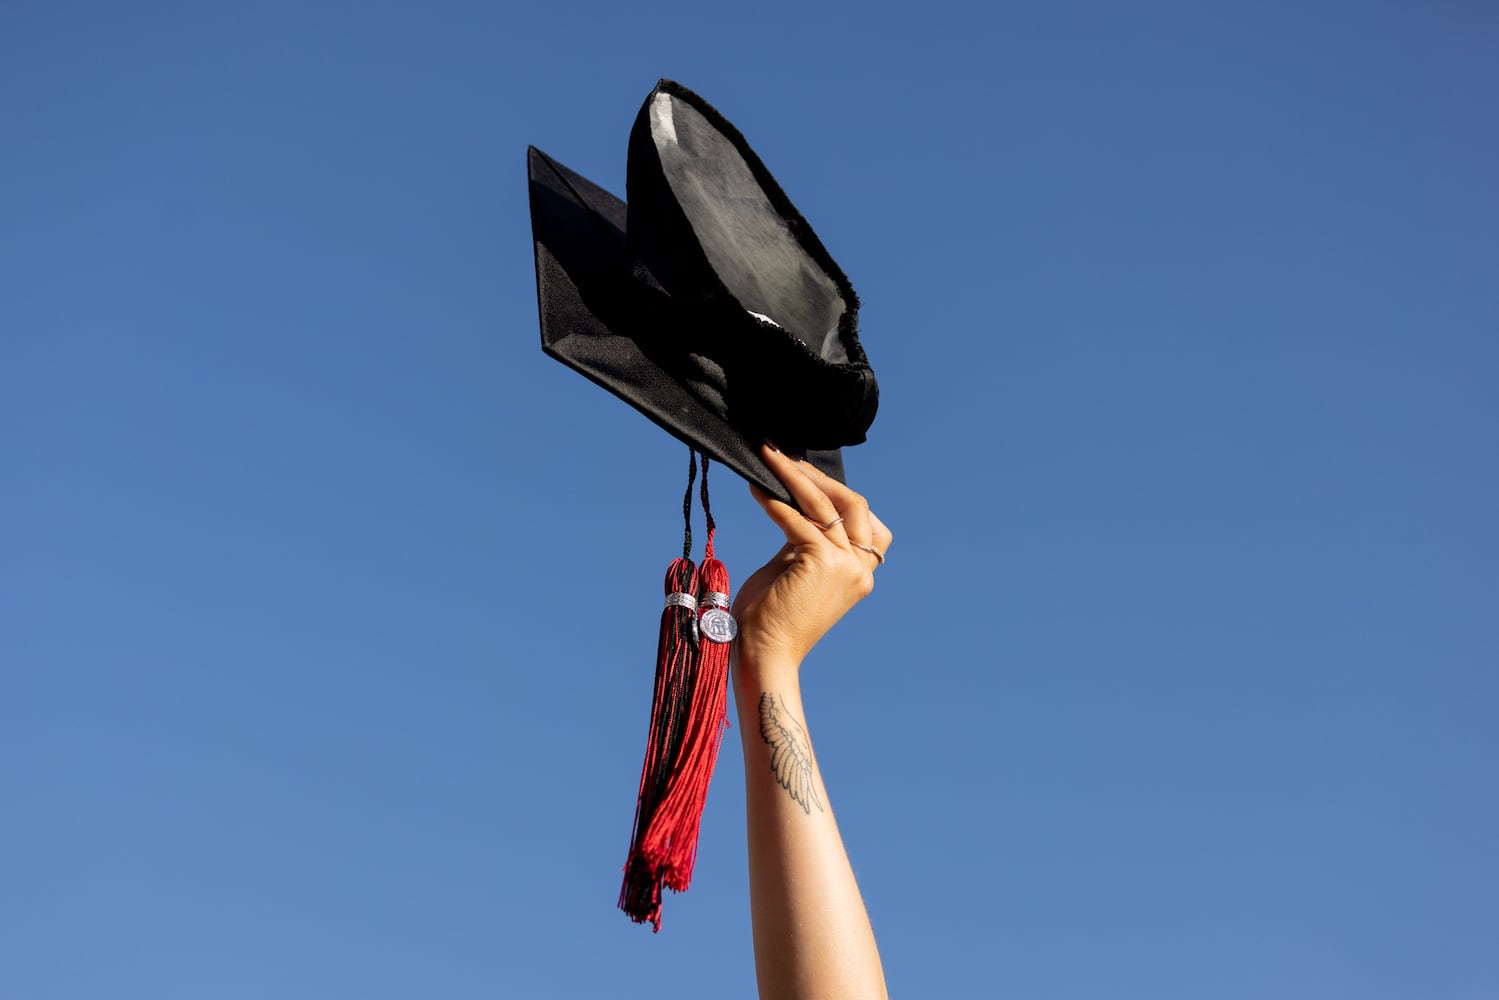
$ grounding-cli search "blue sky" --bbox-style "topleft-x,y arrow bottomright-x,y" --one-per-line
3,2 -> 1496,998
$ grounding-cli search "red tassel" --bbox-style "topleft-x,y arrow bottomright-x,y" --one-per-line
619,556 -> 699,930
659,548 -> 732,891
618,453 -> 734,931
652,459 -> 734,894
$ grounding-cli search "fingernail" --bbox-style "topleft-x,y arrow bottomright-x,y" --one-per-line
765,440 -> 781,454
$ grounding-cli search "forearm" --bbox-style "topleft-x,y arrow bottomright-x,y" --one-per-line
735,654 -> 888,1000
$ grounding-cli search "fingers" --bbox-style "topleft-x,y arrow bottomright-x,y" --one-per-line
788,457 -> 874,547
748,482 -> 826,549
788,453 -> 894,561
760,445 -> 845,539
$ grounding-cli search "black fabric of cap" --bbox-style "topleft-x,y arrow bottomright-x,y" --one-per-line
527,79 -> 877,508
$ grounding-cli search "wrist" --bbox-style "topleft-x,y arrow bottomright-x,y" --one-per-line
732,645 -> 801,696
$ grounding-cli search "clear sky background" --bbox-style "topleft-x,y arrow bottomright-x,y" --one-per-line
3,2 -> 1496,998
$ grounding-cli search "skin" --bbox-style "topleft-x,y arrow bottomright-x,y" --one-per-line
732,444 -> 893,1000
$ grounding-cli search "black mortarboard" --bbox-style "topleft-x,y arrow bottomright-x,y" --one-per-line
527,78 -> 878,507
526,79 -> 878,931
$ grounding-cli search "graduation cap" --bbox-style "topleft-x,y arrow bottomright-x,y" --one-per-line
527,79 -> 878,930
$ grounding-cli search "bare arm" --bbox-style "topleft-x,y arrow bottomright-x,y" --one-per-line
732,445 -> 892,1000
735,658 -> 886,999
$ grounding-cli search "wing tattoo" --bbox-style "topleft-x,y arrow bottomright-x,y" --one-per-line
758,693 -> 824,815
